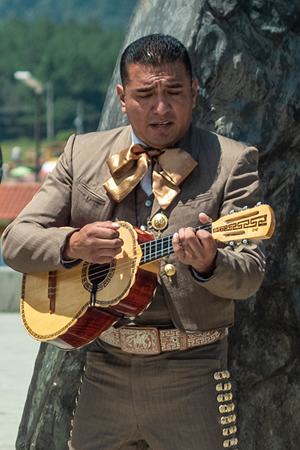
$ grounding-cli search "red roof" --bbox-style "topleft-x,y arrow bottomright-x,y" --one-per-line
0,182 -> 43,220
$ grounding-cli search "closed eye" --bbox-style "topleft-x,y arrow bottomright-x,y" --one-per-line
137,93 -> 153,98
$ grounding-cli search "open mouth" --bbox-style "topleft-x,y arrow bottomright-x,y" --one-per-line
151,122 -> 172,130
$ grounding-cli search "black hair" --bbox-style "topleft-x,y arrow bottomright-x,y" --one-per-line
120,34 -> 193,86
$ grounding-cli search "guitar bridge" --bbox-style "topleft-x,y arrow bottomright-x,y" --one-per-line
90,282 -> 98,307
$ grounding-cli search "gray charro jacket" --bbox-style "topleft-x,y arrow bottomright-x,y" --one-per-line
2,125 -> 265,332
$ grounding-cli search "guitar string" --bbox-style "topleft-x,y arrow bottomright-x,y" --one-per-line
26,223 -> 213,297
30,218 -> 264,298
58,207 -> 266,281
52,223 -> 212,280
26,244 -> 170,300
25,219 -> 268,303
24,206 -> 270,298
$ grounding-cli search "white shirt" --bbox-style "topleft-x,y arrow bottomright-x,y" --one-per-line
132,131 -> 152,196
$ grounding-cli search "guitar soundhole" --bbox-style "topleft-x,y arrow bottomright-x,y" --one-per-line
88,263 -> 110,285
82,261 -> 116,293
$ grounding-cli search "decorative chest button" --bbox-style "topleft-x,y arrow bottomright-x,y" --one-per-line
151,213 -> 168,231
145,200 -> 152,207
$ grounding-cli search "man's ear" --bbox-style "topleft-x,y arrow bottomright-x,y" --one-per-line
116,84 -> 126,114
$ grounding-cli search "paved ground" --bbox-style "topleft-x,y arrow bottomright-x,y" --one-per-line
0,313 -> 40,450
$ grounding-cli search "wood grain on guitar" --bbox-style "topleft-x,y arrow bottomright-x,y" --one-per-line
20,204 -> 275,350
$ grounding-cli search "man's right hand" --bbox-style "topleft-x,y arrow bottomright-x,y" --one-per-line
62,222 -> 123,264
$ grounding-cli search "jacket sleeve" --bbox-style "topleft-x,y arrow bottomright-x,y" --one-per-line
1,134 -> 78,273
193,146 -> 266,299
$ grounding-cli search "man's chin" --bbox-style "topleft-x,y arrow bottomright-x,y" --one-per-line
144,133 -> 178,149
147,140 -> 175,149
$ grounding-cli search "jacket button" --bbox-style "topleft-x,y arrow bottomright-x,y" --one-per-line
151,213 -> 168,231
164,264 -> 176,282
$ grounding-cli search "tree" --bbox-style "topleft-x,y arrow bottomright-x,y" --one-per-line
0,17 -> 125,139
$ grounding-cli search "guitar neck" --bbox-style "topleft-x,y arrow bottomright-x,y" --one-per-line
140,223 -> 212,265
139,204 -> 276,265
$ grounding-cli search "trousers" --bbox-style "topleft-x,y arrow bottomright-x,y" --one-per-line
70,336 -> 236,450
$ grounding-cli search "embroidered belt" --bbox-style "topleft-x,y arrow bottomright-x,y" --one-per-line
100,326 -> 222,355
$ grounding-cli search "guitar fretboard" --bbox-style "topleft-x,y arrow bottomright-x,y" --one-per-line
140,223 -> 212,265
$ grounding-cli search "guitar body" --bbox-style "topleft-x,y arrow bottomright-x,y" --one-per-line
21,223 -> 158,350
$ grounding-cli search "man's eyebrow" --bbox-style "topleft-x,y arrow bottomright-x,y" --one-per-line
135,86 -> 154,93
135,82 -> 184,93
166,82 -> 184,88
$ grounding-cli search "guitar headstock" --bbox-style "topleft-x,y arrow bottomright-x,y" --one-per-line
211,204 -> 275,245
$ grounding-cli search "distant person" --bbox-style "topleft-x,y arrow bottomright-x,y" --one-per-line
2,34 -> 265,449
10,146 -> 21,165
2,163 -> 9,181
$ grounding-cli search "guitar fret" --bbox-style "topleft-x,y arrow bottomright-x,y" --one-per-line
140,223 -> 212,266
155,238 -> 162,258
143,241 -> 152,264
164,236 -> 172,257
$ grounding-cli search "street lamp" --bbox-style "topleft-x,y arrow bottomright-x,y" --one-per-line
14,71 -> 44,95
14,74 -> 54,141
14,71 -> 43,181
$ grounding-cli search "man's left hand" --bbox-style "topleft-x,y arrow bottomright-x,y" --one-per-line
172,213 -> 217,277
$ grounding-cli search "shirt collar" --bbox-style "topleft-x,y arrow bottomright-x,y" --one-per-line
132,131 -> 147,147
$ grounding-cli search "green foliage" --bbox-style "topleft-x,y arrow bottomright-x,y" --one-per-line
0,0 -> 137,30
55,130 -> 76,142
0,17 -> 125,140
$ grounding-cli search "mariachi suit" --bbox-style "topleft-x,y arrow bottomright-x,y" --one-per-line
2,124 -> 265,449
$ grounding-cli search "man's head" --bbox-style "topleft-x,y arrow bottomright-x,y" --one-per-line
117,34 -> 198,149
120,34 -> 193,87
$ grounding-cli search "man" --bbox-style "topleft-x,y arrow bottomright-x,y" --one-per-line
2,34 -> 265,449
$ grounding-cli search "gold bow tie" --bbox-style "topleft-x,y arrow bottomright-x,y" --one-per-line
103,143 -> 197,209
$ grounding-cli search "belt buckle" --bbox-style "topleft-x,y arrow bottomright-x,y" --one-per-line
119,327 -> 161,355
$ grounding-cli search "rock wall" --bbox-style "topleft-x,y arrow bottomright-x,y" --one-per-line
17,1 -> 300,448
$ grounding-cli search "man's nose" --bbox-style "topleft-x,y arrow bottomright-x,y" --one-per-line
153,95 -> 170,114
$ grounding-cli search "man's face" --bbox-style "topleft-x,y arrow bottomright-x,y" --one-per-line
116,62 -> 198,149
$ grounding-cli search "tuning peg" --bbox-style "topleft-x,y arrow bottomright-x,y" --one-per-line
242,239 -> 257,249
229,210 -> 235,214
228,239 -> 257,252
242,206 -> 248,210
256,201 -> 262,206
228,241 -> 243,252
234,241 -> 245,252
246,241 -> 257,250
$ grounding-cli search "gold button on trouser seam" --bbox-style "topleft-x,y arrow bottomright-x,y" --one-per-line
223,426 -> 237,436
223,437 -> 238,447
217,393 -> 233,402
216,382 -> 232,391
220,414 -> 236,425
214,370 -> 230,380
